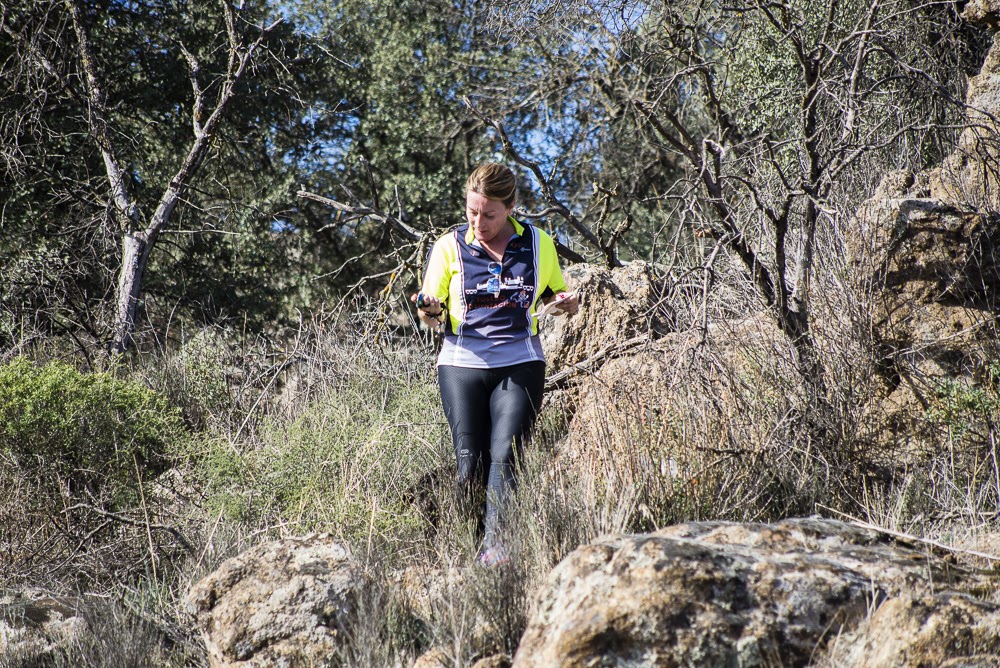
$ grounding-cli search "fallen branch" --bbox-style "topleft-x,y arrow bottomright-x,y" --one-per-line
545,334 -> 650,391
818,504 -> 1000,564
62,503 -> 194,554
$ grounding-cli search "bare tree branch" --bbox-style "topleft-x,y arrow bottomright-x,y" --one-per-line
297,189 -> 422,242
463,95 -> 623,268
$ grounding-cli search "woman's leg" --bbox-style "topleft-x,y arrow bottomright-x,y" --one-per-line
484,361 -> 546,548
438,365 -> 493,498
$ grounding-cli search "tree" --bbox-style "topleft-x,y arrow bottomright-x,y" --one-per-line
1,0 -> 287,354
479,0 -> 984,385
288,0 -> 538,295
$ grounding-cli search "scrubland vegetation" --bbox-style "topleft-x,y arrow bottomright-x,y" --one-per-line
3,260 -> 999,666
3,0 -> 999,665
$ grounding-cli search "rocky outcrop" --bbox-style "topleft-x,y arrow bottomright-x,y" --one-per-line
186,534 -> 359,668
845,6 -> 1000,454
539,261 -> 673,373
964,0 -> 1000,29
513,518 -> 1000,668
0,590 -> 88,665
851,177 -> 999,384
853,0 -> 1000,336
930,4 -> 1000,209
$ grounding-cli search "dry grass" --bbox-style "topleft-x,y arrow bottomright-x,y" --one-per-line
2,267 -> 999,666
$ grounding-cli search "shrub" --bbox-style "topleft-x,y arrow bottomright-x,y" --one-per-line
0,357 -> 190,587
137,326 -> 277,432
0,357 -> 185,506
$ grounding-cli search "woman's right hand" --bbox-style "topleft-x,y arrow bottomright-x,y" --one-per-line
412,293 -> 444,327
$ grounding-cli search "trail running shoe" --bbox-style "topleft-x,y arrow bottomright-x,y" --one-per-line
476,544 -> 511,568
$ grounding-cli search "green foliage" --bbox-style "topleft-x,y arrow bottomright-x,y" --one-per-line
926,364 -> 1000,446
200,368 -> 446,542
0,357 -> 185,504
0,0 -> 314,343
136,326 -> 274,432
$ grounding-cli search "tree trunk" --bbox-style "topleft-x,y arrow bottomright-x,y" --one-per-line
111,233 -> 148,355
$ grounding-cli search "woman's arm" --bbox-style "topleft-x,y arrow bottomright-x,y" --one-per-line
415,233 -> 454,328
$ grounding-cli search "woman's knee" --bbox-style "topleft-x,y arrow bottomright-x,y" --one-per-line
454,435 -> 479,483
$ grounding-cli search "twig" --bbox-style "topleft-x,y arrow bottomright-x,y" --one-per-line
61,503 -> 193,554
545,334 -> 650,390
134,454 -> 160,584
818,504 -> 1000,563
187,506 -> 226,592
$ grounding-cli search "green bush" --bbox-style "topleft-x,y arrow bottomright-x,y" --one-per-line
0,357 -> 185,505
926,368 -> 1000,439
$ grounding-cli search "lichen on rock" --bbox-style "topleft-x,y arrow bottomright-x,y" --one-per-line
186,533 -> 359,668
513,518 -> 1000,668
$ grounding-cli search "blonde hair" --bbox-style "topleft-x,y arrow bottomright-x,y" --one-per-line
465,163 -> 516,207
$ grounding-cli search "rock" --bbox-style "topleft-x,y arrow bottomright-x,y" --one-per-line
847,177 -> 1000,455
556,342 -> 680,512
964,0 -> 1000,29
0,590 -> 88,664
412,648 -> 509,668
850,188 -> 999,309
512,518 -> 997,668
846,7 -> 1000,439
556,311 -> 790,524
412,647 -> 450,668
186,533 -> 359,668
929,27 -> 1000,209
540,261 -> 673,374
821,593 -> 1000,667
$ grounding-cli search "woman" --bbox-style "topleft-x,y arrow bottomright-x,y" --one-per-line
413,163 -> 579,567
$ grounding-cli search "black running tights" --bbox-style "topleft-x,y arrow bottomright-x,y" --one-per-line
437,361 -> 545,548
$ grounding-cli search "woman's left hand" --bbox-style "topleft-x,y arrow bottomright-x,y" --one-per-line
548,291 -> 579,316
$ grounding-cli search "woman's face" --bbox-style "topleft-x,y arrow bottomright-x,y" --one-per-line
466,191 -> 514,244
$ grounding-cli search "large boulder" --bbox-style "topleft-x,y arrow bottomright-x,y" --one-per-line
850,182 -> 999,353
513,518 -> 1000,668
186,534 -> 359,668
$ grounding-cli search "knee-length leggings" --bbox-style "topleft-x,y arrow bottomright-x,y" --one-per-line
438,361 -> 545,547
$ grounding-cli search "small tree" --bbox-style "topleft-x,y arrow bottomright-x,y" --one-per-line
2,0 -> 282,354
481,0 -> 981,386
